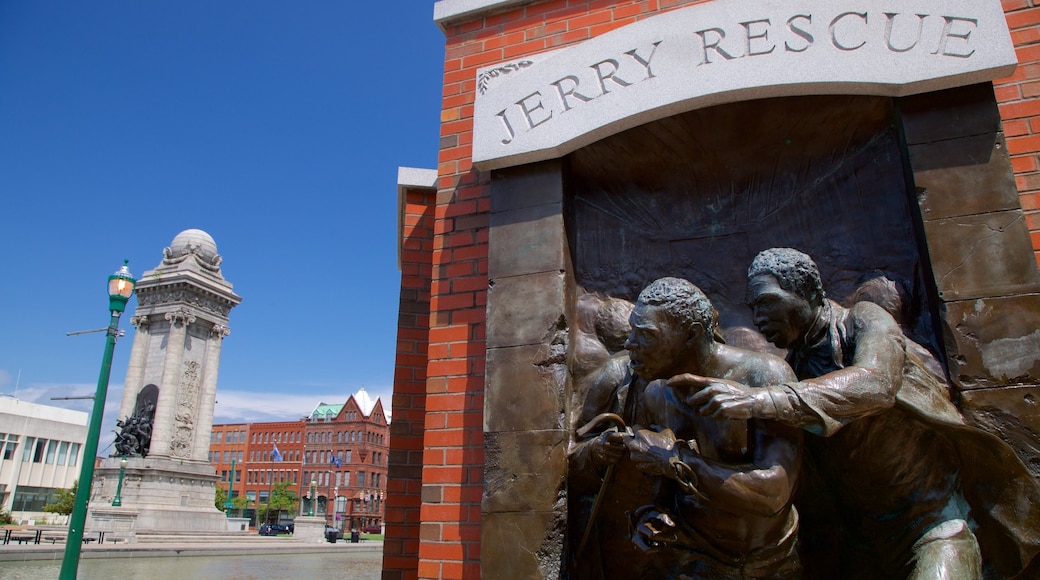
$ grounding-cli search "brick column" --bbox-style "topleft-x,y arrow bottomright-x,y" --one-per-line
383,178 -> 437,580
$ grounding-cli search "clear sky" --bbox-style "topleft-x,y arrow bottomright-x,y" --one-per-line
0,2 -> 446,452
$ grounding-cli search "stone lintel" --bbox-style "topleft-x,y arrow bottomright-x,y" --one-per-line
472,0 -> 1016,170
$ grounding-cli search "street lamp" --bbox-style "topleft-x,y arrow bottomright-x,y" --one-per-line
60,260 -> 136,580
308,479 -> 317,517
112,457 -> 128,507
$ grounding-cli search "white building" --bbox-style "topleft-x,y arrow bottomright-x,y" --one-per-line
0,396 -> 87,523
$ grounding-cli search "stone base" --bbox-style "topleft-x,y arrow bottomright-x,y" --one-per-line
88,456 -> 228,533
89,506 -> 139,543
226,517 -> 250,532
293,516 -> 327,543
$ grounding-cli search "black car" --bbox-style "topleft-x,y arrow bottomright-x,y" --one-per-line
258,523 -> 290,536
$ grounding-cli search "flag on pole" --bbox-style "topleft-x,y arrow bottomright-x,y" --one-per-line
331,454 -> 342,469
272,443 -> 283,462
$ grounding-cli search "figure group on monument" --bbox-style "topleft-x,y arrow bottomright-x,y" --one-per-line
113,401 -> 155,457
570,248 -> 1040,579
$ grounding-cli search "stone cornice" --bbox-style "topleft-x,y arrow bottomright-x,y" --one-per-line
433,0 -> 534,33
135,281 -> 239,320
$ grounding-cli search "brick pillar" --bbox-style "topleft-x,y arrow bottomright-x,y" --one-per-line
383,180 -> 437,580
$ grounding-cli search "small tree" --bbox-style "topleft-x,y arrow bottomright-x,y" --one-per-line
215,485 -> 249,515
262,481 -> 300,525
0,508 -> 15,525
43,480 -> 77,518
214,485 -> 228,511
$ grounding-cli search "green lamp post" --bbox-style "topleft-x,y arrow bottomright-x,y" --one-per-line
112,457 -> 128,507
60,260 -> 136,580
309,479 -> 317,517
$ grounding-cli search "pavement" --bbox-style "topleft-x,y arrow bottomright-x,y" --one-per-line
0,537 -> 382,562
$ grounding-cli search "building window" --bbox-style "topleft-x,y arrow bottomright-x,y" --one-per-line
56,441 -> 69,465
12,486 -> 60,512
358,472 -> 366,487
69,443 -> 79,466
22,437 -> 35,462
1,434 -> 18,461
33,439 -> 46,463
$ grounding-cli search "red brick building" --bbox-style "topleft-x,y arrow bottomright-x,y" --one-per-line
208,390 -> 389,531
385,1 -> 1040,579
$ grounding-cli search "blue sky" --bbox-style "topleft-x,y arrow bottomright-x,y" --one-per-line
0,2 -> 446,451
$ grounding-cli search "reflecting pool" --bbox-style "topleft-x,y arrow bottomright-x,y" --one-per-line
0,550 -> 382,580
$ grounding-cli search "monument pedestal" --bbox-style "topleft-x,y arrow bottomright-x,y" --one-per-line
293,516 -> 327,543
88,456 -> 227,534
89,506 -> 139,543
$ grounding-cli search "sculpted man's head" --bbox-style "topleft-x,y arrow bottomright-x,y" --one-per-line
625,277 -> 717,380
746,248 -> 824,349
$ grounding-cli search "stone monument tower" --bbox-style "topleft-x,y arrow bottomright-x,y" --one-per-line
89,229 -> 242,536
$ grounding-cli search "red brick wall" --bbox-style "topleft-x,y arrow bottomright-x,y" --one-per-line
998,0 -> 1040,266
383,186 -> 436,580
402,1 -> 1040,578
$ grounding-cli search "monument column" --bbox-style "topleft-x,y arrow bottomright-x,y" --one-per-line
148,308 -> 195,459
117,314 -> 151,422
191,323 -> 229,462
89,228 -> 241,535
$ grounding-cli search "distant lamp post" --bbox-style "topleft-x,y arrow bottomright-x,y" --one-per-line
112,457 -> 128,507
309,479 -> 317,517
60,260 -> 136,580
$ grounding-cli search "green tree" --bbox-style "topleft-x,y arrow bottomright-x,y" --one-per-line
43,480 -> 77,516
0,508 -> 15,525
260,481 -> 299,525
214,485 -> 249,514
214,485 -> 227,511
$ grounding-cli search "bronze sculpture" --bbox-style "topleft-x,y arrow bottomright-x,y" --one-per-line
685,248 -> 1040,578
622,278 -> 803,578
570,278 -> 803,579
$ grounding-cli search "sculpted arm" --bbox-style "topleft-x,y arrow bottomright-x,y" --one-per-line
769,302 -> 905,435
679,421 -> 800,517
690,303 -> 906,436
569,357 -> 629,491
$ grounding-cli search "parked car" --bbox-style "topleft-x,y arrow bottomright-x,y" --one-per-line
258,523 -> 290,536
362,525 -> 381,534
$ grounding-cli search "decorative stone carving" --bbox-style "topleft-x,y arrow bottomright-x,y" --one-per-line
209,324 -> 230,339
139,287 -> 232,318
164,308 -> 197,328
169,360 -> 200,459
130,315 -> 150,329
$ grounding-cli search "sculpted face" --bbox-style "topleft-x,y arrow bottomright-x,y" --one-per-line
624,303 -> 689,380
746,274 -> 815,349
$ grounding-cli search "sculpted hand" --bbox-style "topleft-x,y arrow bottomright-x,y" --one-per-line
623,428 -> 680,477
672,374 -> 777,420
590,431 -> 626,468
630,505 -> 679,553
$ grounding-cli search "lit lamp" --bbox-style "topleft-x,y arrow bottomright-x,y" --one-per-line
112,457 -> 128,507
60,261 -> 136,580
